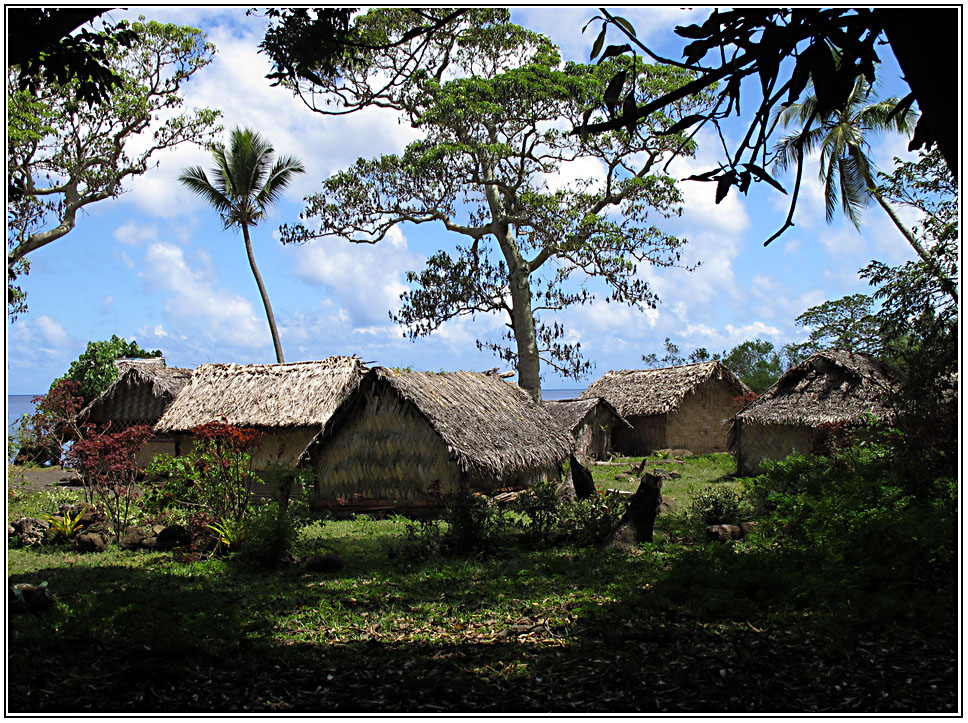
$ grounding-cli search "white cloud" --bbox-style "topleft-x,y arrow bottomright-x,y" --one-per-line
114,221 -> 159,246
290,226 -> 422,327
140,241 -> 269,350
538,156 -> 606,194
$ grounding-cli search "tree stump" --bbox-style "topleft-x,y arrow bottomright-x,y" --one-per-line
601,472 -> 663,552
569,454 -> 596,500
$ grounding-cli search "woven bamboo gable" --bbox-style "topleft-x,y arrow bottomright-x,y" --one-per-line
80,361 -> 192,427
543,397 -> 631,459
307,368 -> 574,503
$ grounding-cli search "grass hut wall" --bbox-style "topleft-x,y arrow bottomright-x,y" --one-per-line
582,361 -> 751,456
542,397 -> 632,460
304,368 -> 575,510
731,350 -> 899,475
78,361 -> 192,468
154,357 -> 367,494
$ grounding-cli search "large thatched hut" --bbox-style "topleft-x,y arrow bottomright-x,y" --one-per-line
302,367 -> 574,510
542,397 -> 631,460
78,359 -> 192,467
731,350 -> 899,475
582,361 -> 751,455
154,357 -> 367,473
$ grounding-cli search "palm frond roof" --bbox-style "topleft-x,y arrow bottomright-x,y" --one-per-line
734,350 -> 899,426
581,361 -> 751,417
154,357 -> 367,432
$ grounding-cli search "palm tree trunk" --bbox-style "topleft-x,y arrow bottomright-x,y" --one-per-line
242,224 -> 285,363
872,190 -> 959,305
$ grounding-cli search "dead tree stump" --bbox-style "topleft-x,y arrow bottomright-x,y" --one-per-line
570,454 -> 596,500
601,472 -> 663,552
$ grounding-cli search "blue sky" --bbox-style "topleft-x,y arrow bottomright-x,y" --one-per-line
6,7 -> 923,395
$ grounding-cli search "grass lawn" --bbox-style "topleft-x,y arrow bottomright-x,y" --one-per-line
7,453 -> 957,713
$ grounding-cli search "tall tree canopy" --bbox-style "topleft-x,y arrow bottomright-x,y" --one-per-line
580,8 -> 958,244
276,9 -> 711,399
7,18 -> 220,317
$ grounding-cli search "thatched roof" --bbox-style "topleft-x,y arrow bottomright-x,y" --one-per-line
312,368 -> 574,479
734,350 -> 899,426
542,397 -> 632,433
582,361 -> 751,417
79,362 -> 192,425
154,357 -> 367,432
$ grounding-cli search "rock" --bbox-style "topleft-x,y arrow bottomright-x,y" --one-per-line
9,583 -> 55,614
305,552 -> 343,573
7,524 -> 15,538
705,522 -> 758,542
705,524 -> 743,542
156,525 -> 191,550
655,448 -> 693,458
193,533 -> 219,554
73,531 -> 110,553
13,517 -> 50,547
120,526 -> 149,550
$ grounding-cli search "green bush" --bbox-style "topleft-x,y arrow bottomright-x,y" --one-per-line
689,484 -> 743,526
559,491 -> 629,547
513,480 -> 563,539
442,489 -> 506,554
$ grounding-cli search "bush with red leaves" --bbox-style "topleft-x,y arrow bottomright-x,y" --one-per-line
66,424 -> 154,542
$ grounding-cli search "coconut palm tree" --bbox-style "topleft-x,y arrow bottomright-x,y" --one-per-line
774,76 -> 957,304
179,127 -> 304,363
774,75 -> 925,238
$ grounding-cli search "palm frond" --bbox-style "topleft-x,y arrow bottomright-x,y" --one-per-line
178,166 -> 233,216
255,155 -> 306,208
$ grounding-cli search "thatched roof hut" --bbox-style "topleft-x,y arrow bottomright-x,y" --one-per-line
582,361 -> 751,455
78,360 -> 192,468
155,357 -> 367,470
543,397 -> 631,460
732,350 -> 899,474
304,367 -> 574,510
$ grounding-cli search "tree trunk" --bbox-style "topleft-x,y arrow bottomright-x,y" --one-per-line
242,224 -> 285,363
507,263 -> 542,402
601,472 -> 663,552
873,190 -> 959,305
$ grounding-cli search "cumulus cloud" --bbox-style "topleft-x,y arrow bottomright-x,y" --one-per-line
290,225 -> 422,327
140,241 -> 270,351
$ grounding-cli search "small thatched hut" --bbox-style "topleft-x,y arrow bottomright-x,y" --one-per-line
303,368 -> 574,510
582,361 -> 751,455
78,359 -> 192,467
731,350 -> 899,475
542,397 -> 631,460
154,357 -> 367,473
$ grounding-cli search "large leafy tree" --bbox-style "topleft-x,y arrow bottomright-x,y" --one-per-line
791,293 -> 881,356
179,127 -> 305,364
6,18 -> 220,317
579,8 -> 957,243
277,10 -> 710,400
60,335 -> 163,405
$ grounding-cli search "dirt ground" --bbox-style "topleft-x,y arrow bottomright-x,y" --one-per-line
7,465 -> 84,494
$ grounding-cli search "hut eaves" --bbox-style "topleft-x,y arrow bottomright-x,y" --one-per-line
79,363 -> 192,424
543,397 -> 632,433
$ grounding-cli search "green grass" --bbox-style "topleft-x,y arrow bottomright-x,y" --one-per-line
7,455 -> 957,713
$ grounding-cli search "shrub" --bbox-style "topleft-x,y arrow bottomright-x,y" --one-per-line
65,424 -> 154,542
513,480 -> 563,539
689,484 -> 743,526
442,489 -> 506,554
559,491 -> 630,547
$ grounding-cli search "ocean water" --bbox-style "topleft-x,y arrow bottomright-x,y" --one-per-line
7,395 -> 38,433
542,388 -> 585,401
